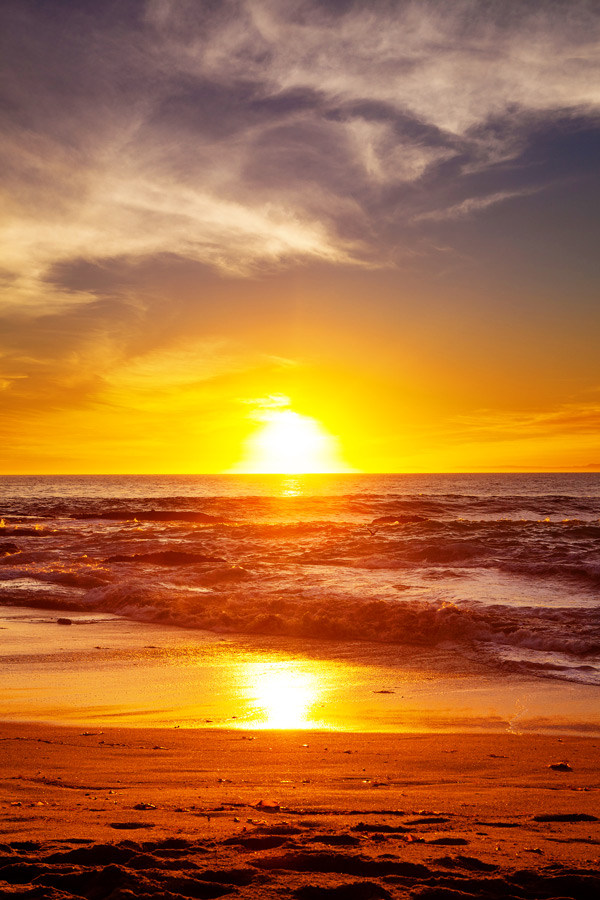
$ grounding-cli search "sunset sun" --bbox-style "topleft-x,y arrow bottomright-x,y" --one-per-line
233,408 -> 350,474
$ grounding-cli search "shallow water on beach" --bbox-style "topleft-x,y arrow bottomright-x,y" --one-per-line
1,606 -> 599,734
1,474 -> 600,731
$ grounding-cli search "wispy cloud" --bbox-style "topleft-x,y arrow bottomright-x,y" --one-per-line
452,400 -> 600,443
2,0 -> 599,313
414,187 -> 540,222
242,393 -> 291,409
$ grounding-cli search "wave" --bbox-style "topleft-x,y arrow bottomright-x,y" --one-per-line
68,581 -> 600,659
73,509 -> 227,523
370,514 -> 429,526
2,569 -> 599,683
1,542 -> 20,556
3,481 -> 600,521
106,550 -> 226,565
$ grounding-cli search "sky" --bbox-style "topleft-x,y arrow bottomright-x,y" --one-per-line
1,0 -> 599,473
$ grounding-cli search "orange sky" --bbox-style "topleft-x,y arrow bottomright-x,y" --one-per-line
1,1 -> 599,473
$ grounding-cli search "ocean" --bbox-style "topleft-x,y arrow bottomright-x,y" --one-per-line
1,473 -> 600,731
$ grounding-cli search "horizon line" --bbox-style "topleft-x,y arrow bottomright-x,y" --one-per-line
1,469 -> 599,477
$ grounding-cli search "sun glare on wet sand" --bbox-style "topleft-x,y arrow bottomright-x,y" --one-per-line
240,661 -> 323,729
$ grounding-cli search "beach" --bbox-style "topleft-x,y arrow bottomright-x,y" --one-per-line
2,617 -> 599,900
1,723 -> 599,898
2,474 -> 600,896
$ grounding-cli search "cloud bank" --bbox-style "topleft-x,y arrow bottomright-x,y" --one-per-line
2,0 -> 599,307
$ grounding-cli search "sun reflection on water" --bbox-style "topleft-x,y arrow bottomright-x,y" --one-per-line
280,476 -> 302,497
239,661 -> 323,729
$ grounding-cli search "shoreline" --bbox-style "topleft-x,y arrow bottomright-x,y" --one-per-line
3,606 -> 600,736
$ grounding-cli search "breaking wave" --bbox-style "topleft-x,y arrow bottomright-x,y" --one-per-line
1,473 -> 600,684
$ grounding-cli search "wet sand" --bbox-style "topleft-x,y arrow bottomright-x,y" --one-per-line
1,722 -> 599,898
3,608 -> 600,735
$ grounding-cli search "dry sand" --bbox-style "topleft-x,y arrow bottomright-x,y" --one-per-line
1,722 -> 599,898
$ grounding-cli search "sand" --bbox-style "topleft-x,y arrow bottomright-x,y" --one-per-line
1,722 -> 599,898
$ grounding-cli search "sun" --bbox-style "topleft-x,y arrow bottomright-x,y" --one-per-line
233,408 -> 351,474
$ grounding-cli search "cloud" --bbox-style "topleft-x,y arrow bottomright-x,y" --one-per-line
1,0 -> 598,316
106,338 -> 248,396
242,393 -> 292,415
0,133 -> 358,312
414,188 -> 540,223
148,0 -> 600,130
452,400 -> 600,443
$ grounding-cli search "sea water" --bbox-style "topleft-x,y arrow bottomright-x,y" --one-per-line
1,474 -> 599,730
